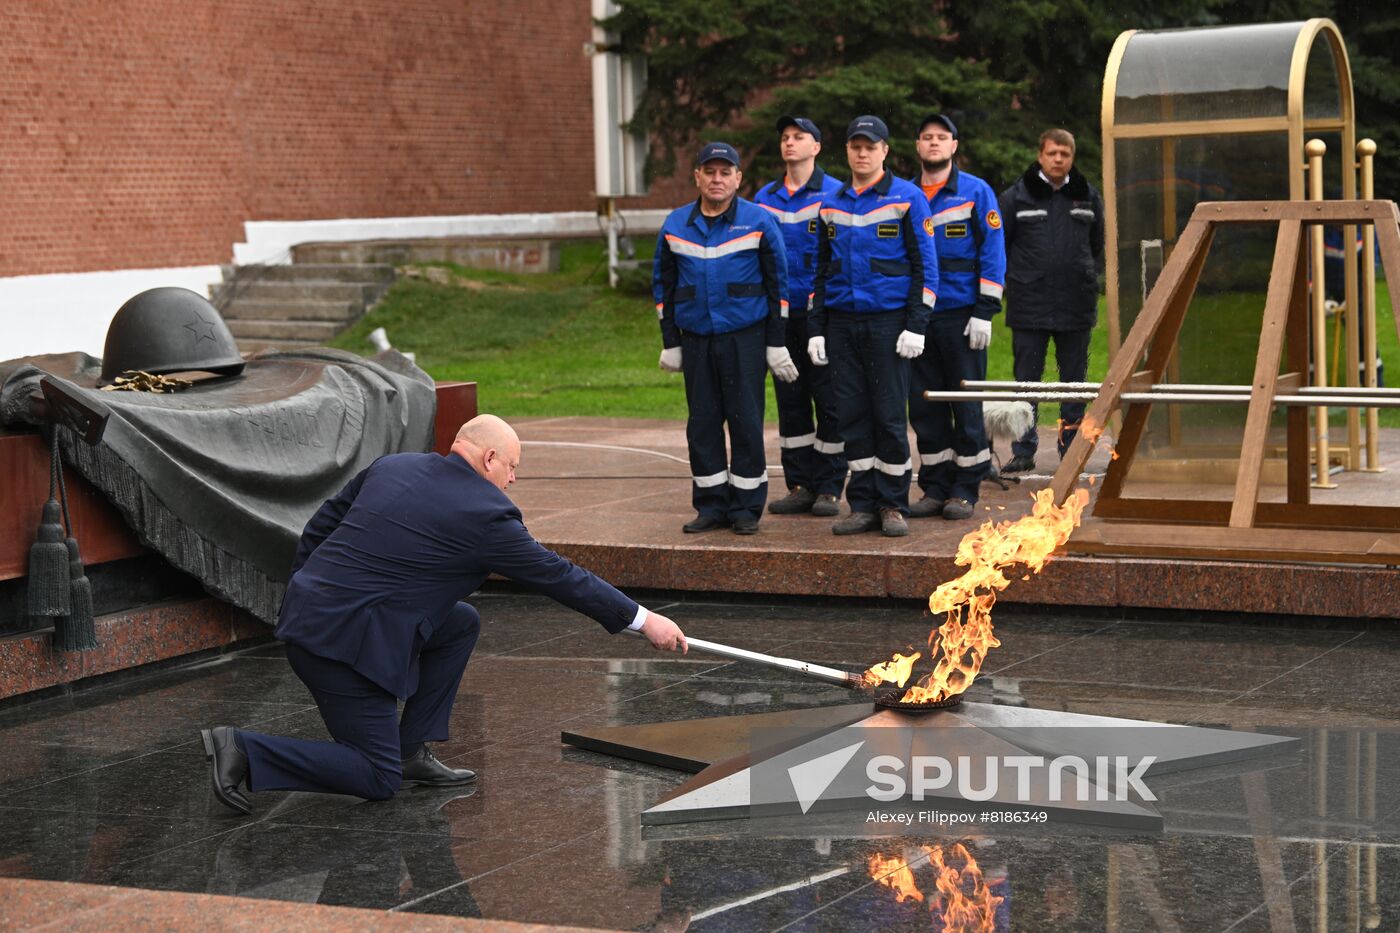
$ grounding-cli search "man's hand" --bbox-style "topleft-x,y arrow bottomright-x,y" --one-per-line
895,330 -> 925,359
766,346 -> 800,383
659,347 -> 683,372
964,318 -> 992,350
640,611 -> 687,653
807,336 -> 828,366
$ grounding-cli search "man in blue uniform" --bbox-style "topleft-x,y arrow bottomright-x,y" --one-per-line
199,415 -> 688,814
906,114 -> 1006,521
809,116 -> 939,537
653,141 -> 798,535
754,115 -> 847,518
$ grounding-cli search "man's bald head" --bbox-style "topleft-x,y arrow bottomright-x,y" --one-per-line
455,414 -> 519,452
450,414 -> 521,492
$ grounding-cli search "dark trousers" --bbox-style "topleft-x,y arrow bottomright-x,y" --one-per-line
239,601 -> 481,800
773,312 -> 847,497
909,308 -> 990,504
827,310 -> 911,514
1011,327 -> 1092,458
681,322 -> 769,522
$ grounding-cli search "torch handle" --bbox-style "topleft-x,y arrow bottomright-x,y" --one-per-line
626,628 -> 863,688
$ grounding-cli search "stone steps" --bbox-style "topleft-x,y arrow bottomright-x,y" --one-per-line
211,281 -> 375,306
226,319 -> 343,341
217,298 -> 361,322
211,262 -> 396,354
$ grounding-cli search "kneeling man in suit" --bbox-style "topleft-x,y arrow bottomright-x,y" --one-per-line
200,414 -> 687,814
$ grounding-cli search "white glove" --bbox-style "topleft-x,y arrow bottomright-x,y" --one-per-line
895,330 -> 925,359
807,336 -> 828,366
659,347 -> 683,372
964,317 -> 992,350
766,346 -> 800,383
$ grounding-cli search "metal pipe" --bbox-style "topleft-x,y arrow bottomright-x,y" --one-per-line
1307,139 -> 1335,487
1358,139 -> 1383,471
927,390 -> 1400,408
964,379 -> 1400,396
625,629 -> 863,688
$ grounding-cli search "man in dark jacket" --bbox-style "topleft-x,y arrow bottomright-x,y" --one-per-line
199,415 -> 688,814
998,128 -> 1104,471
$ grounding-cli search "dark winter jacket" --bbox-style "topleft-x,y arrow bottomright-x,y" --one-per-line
998,163 -> 1105,331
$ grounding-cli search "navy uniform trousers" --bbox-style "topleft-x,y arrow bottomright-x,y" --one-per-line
827,309 -> 912,514
682,320 -> 769,521
908,307 -> 991,504
1010,326 -> 1092,459
773,311 -> 847,497
238,601 -> 481,800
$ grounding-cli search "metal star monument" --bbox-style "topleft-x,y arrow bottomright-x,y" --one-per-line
563,699 -> 1299,832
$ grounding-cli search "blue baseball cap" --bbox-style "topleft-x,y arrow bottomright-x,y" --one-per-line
846,115 -> 889,142
918,113 -> 958,138
776,115 -> 822,142
695,141 -> 741,166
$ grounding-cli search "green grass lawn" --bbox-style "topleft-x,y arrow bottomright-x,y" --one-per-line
329,238 -> 1398,424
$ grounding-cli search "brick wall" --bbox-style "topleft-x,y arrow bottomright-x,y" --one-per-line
0,1 -> 690,277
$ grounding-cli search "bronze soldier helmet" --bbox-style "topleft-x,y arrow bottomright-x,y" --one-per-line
101,287 -> 245,383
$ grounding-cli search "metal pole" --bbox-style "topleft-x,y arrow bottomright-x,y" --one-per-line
605,197 -> 620,289
624,628 -> 862,688
1358,140 -> 1384,472
965,379 -> 1400,396
1307,139 -> 1336,487
927,389 -> 1400,408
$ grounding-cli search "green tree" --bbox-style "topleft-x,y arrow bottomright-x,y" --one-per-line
608,0 -> 1398,198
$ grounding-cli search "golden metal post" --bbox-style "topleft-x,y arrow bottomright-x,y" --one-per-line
1358,140 -> 1384,472
1308,139 -> 1337,487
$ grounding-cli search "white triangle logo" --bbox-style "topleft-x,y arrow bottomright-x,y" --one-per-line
787,740 -> 866,814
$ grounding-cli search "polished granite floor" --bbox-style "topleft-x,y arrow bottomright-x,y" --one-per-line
3,592 -> 1400,932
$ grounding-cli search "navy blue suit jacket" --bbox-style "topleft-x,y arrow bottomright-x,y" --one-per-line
274,452 -> 639,698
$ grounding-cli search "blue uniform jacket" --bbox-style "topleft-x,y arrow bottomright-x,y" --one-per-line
275,452 -> 638,699
810,171 -> 939,335
753,167 -> 844,313
919,164 -> 1006,319
652,197 -> 788,348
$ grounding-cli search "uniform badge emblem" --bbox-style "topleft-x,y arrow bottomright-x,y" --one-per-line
923,217 -> 935,236
987,209 -> 1002,229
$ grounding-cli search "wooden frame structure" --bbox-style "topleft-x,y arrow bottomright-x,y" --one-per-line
1051,200 -> 1400,565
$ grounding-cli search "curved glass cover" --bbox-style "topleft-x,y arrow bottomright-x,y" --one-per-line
1115,22 -> 1305,124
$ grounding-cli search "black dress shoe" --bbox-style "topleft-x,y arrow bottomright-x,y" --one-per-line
402,745 -> 478,787
683,514 -> 729,533
732,516 -> 760,535
200,726 -> 251,815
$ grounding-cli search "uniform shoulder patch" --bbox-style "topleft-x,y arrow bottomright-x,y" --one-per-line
922,217 -> 935,236
986,209 -> 1002,229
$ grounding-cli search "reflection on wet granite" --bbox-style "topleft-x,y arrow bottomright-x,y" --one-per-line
4,593 -> 1400,929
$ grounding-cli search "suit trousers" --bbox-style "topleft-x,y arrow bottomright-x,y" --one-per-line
773,312 -> 847,497
908,308 -> 990,504
681,321 -> 769,522
827,310 -> 912,514
1010,327 -> 1092,458
239,601 -> 480,800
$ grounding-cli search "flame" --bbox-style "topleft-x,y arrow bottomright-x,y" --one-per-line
869,851 -> 925,903
863,487 -> 1089,703
867,843 -> 1004,931
861,651 -> 921,689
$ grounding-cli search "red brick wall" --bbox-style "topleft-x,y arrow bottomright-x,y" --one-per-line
0,1 -> 689,277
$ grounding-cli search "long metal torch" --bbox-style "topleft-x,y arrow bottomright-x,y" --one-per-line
625,628 -> 864,689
